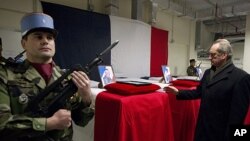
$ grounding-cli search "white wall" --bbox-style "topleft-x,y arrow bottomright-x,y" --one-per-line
243,14 -> 250,73
154,10 -> 196,76
0,29 -> 23,58
0,0 -> 42,30
232,42 -> 244,69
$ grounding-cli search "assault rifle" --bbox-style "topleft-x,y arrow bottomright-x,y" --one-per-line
26,40 -> 119,117
8,50 -> 26,63
2,50 -> 26,66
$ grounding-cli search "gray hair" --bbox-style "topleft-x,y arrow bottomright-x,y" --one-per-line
213,39 -> 233,60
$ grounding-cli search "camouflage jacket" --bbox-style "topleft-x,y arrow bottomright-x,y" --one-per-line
0,60 -> 94,141
187,66 -> 198,76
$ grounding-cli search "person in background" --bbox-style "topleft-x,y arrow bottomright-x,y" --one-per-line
187,59 -> 198,76
0,12 -> 94,141
165,39 -> 250,141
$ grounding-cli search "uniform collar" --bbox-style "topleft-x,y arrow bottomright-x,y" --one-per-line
21,60 -> 63,89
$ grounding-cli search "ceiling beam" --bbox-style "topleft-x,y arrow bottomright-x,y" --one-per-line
195,2 -> 250,21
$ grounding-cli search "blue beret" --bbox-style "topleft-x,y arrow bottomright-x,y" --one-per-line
21,13 -> 57,37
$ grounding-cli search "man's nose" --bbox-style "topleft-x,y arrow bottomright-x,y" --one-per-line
41,37 -> 49,44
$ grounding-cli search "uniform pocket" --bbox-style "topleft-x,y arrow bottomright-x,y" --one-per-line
7,80 -> 35,97
7,80 -> 38,115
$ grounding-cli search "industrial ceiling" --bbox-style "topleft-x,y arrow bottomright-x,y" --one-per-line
154,0 -> 249,37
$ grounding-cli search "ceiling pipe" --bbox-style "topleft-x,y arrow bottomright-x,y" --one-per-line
196,1 -> 250,20
154,0 -> 248,34
154,0 -> 250,21
154,0 -> 195,19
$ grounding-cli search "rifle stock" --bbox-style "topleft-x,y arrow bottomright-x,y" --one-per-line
26,40 -> 119,117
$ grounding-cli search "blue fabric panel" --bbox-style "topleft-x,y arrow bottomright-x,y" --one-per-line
42,2 -> 111,81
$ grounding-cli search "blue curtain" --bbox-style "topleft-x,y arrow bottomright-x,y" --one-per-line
42,2 -> 111,81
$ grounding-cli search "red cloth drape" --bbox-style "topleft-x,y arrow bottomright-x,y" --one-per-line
244,106 -> 250,125
94,91 -> 174,141
150,27 -> 168,77
168,85 -> 200,141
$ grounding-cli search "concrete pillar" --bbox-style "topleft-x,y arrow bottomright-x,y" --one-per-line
243,14 -> 250,73
105,0 -> 119,16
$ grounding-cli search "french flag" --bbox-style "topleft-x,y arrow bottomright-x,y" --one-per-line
42,2 -> 168,81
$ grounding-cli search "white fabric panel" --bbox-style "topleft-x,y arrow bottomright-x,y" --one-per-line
110,16 -> 151,78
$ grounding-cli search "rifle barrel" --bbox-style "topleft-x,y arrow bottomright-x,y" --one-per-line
99,40 -> 119,56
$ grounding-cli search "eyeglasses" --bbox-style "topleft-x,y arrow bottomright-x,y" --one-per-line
209,52 -> 221,58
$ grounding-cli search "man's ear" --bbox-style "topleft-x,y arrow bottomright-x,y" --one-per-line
21,39 -> 26,50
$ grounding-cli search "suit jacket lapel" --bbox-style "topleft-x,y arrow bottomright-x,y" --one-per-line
207,64 -> 234,87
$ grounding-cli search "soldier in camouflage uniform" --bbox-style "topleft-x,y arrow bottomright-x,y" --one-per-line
0,13 -> 94,141
187,59 -> 198,76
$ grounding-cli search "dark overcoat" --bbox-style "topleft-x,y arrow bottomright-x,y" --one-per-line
177,64 -> 250,141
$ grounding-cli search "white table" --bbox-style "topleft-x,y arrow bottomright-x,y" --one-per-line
73,88 -> 104,141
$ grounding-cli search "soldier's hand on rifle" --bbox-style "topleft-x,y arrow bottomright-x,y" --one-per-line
46,109 -> 72,131
71,71 -> 92,105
